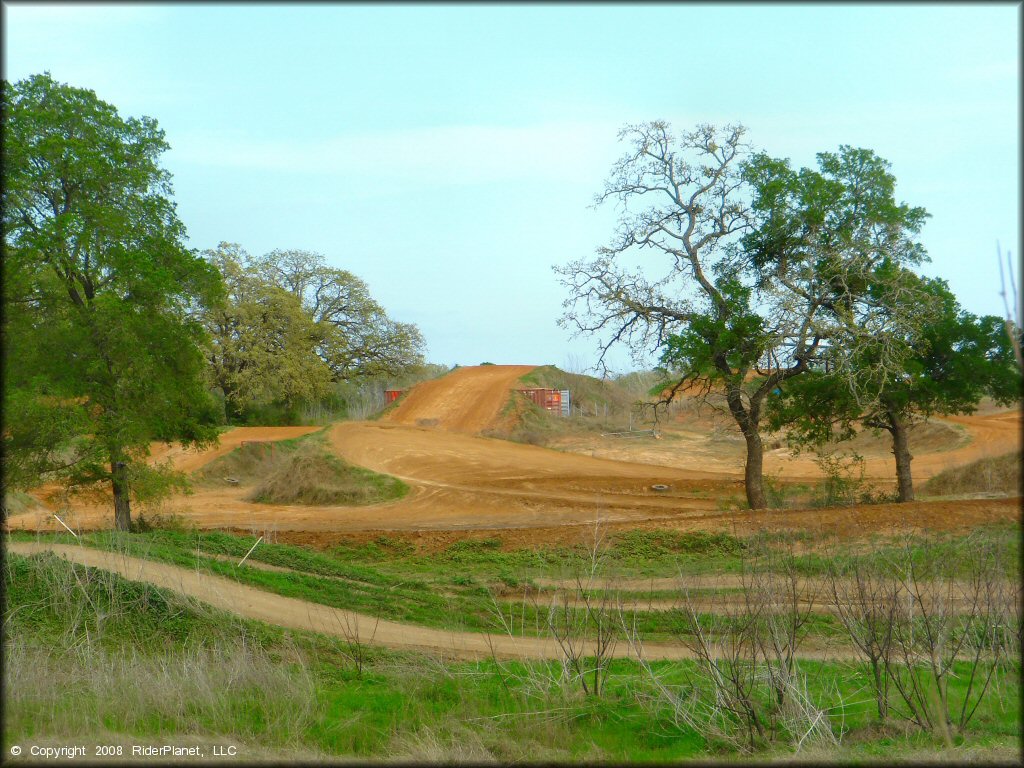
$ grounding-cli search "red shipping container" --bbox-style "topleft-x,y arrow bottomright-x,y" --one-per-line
517,388 -> 562,415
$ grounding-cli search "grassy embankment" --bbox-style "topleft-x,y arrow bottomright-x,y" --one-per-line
194,431 -> 407,506
6,523 -> 1020,761
922,451 -> 1021,498
8,522 -> 1019,644
481,365 -> 645,446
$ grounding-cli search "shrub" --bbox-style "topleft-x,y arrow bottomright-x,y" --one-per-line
248,441 -> 407,506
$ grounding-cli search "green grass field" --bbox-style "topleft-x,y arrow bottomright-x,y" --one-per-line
6,521 -> 1021,762
8,523 -> 1019,642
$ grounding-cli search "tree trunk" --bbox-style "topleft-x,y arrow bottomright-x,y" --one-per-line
889,414 -> 915,503
743,430 -> 767,509
724,380 -> 768,510
111,459 -> 132,531
871,658 -> 888,721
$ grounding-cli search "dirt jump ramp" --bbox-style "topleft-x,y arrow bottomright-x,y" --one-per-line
383,365 -> 535,433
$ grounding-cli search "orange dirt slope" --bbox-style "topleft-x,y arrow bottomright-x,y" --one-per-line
383,365 -> 535,433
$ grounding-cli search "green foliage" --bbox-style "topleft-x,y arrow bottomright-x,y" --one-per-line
200,244 -> 426,423
1,73 -> 222,527
810,452 -> 867,507
612,530 -> 746,559
253,248 -> 425,381
659,276 -> 767,387
1,389 -> 92,490
762,474 -> 800,509
201,243 -> 332,418
742,147 -> 928,282
770,275 -> 1022,496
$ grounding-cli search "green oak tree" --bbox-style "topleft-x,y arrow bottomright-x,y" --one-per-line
251,248 -> 425,380
2,73 -> 222,530
200,243 -> 333,420
768,276 -> 1021,502
200,245 -> 423,420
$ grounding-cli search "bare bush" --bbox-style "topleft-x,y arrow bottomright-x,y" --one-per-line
880,535 -> 1016,740
824,556 -> 899,722
546,522 -> 620,697
486,518 -> 621,699
744,536 -> 821,710
328,604 -> 380,678
621,545 -> 837,754
823,533 -> 1018,742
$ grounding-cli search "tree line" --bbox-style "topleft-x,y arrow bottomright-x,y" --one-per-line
2,73 -> 423,529
3,75 -> 1018,529
557,122 -> 1020,508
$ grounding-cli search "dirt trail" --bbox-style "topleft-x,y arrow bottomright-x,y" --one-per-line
206,552 -> 1006,617
384,365 -> 536,433
578,409 -> 1020,482
0,542 -> 795,662
9,541 -> 869,660
780,409 -> 1021,481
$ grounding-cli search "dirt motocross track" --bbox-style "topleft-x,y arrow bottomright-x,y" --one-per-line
8,366 -> 1021,542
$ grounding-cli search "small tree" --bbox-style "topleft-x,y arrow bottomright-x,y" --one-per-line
2,73 -> 222,530
997,242 -> 1023,370
769,276 -> 1021,502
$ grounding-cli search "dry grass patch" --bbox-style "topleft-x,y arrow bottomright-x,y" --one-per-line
922,451 -> 1021,497
248,440 -> 407,506
195,434 -> 407,506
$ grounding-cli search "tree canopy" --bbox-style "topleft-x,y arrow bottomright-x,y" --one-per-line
252,248 -> 425,381
768,274 -> 1021,501
2,73 -> 222,529
200,244 -> 425,420
557,122 -> 935,509
201,243 -> 332,419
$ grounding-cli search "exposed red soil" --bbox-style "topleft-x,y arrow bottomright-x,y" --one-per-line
382,364 -> 536,433
7,366 -> 1021,546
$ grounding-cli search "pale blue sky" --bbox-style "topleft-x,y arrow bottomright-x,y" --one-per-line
3,2 -> 1019,372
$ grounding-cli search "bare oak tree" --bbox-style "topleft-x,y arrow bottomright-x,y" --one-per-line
556,123 -> 780,509
557,123 -> 935,508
